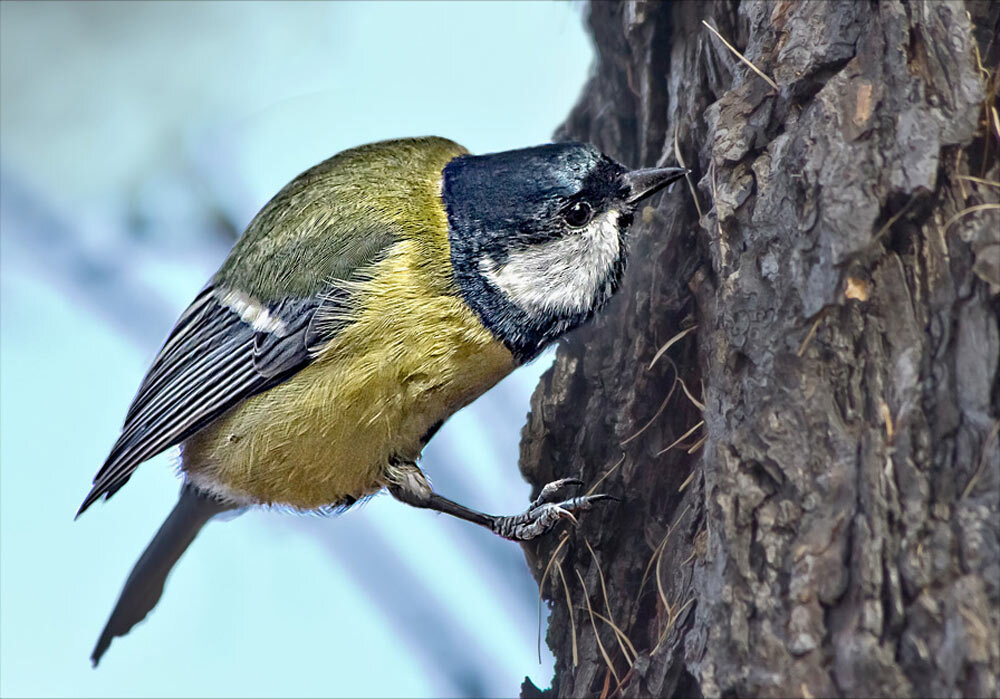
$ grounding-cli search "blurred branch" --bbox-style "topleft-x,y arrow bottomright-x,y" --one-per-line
1,166 -> 179,348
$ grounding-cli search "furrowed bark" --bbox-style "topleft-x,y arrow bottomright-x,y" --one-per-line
520,2 -> 999,696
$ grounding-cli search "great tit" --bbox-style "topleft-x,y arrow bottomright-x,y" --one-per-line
79,136 -> 685,666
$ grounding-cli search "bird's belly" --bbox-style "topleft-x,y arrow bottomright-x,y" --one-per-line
181,299 -> 515,510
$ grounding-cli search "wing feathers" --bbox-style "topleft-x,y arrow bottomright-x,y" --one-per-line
124,293 -> 231,424
251,297 -> 320,379
118,324 -> 248,444
78,287 -> 333,516
109,340 -> 253,465
112,363 -> 257,480
81,226 -> 396,516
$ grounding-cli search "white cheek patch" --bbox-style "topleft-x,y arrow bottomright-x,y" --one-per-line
480,210 -> 621,316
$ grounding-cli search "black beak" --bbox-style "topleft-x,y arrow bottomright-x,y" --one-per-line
623,166 -> 688,205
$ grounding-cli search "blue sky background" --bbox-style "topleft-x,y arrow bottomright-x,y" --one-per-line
0,3 -> 594,696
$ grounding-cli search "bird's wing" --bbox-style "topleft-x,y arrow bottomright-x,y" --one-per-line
79,249 -> 390,516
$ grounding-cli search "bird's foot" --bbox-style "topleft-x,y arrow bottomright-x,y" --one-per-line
491,478 -> 615,541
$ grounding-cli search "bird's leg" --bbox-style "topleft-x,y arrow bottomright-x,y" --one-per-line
386,461 -> 614,541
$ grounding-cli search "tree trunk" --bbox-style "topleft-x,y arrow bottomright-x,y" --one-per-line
519,2 -> 999,697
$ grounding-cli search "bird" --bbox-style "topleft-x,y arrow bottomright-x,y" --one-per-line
78,136 -> 686,666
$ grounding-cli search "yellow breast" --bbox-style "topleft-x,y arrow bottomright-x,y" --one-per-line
182,240 -> 515,510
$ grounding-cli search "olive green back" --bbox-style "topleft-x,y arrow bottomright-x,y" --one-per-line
217,137 -> 468,300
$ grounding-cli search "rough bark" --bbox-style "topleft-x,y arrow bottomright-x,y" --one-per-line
519,2 -> 999,697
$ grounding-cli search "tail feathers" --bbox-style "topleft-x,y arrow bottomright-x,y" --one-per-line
92,484 -> 237,667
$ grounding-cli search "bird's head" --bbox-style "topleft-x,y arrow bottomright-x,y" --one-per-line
443,142 -> 685,362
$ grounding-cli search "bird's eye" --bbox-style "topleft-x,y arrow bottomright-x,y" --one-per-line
563,201 -> 593,228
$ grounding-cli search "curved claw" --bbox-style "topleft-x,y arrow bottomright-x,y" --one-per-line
584,493 -> 620,504
534,478 -> 586,506
491,491 -> 619,541
557,494 -> 618,513
551,506 -> 579,526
